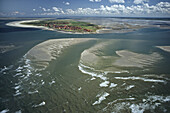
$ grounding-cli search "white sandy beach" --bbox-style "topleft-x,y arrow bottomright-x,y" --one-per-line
6,19 -> 55,31
6,20 -> 47,29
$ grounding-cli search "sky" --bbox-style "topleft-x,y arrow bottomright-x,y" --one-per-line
0,0 -> 170,17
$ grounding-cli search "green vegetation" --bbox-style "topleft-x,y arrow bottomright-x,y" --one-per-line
23,19 -> 101,33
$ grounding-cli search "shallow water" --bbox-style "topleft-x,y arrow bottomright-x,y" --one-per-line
0,18 -> 170,113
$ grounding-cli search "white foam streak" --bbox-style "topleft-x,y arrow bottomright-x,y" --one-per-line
0,109 -> 9,113
109,83 -> 117,88
99,81 -> 110,87
15,110 -> 21,113
90,77 -> 96,80
13,92 -> 21,96
93,92 -> 110,105
108,98 -> 135,105
49,80 -> 55,85
28,90 -> 38,94
148,95 -> 170,103
14,85 -> 21,90
78,63 -> 107,80
126,85 -> 135,90
32,101 -> 45,108
78,87 -> 82,91
114,76 -> 165,83
113,70 -> 129,74
0,65 -> 13,73
130,104 -> 145,113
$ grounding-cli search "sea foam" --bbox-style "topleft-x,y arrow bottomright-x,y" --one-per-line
126,85 -> 135,90
114,76 -> 165,83
109,83 -> 117,88
0,109 -> 9,113
93,92 -> 110,105
99,81 -> 110,87
32,101 -> 45,108
78,63 -> 107,81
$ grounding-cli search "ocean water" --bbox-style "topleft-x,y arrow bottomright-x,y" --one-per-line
0,18 -> 170,113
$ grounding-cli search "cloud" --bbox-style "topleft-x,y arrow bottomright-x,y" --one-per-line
134,0 -> 149,4
52,7 -> 60,12
109,0 -> 125,3
63,1 -> 70,5
13,11 -> 19,14
42,8 -> 51,12
37,2 -> 170,17
39,7 -> 65,16
42,8 -> 46,11
33,9 -> 36,11
64,2 -> 170,16
65,2 -> 70,5
89,0 -> 102,2
157,2 -> 170,8
11,11 -> 25,16
52,7 -> 65,14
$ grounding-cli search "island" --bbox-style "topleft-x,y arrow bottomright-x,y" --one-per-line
7,19 -> 155,34
22,19 -> 102,34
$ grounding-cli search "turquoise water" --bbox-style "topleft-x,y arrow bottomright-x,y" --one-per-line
0,18 -> 170,113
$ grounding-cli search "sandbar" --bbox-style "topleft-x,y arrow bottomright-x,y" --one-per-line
156,46 -> 170,52
6,19 -> 54,31
25,38 -> 95,68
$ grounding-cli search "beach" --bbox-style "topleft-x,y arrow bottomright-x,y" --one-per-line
6,19 -> 55,31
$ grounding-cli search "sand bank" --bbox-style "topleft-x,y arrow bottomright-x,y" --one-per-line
6,20 -> 54,31
156,46 -> 170,52
6,19 -> 54,31
25,38 -> 95,68
79,40 -> 124,73
79,40 -> 163,73
114,50 -> 162,68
